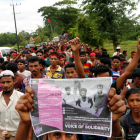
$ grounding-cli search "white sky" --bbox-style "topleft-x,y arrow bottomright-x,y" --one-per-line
0,0 -> 139,34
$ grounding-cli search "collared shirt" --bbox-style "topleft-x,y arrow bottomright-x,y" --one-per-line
0,90 -> 24,136
45,65 -> 65,79
120,112 -> 140,140
22,73 -> 51,93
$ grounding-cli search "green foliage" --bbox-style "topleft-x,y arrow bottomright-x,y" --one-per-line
38,0 -> 80,34
0,32 -> 16,46
82,0 -> 140,50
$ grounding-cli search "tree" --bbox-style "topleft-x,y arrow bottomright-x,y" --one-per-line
38,0 -> 80,35
82,0 -> 140,50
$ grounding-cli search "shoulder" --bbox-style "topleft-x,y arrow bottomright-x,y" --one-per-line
14,89 -> 24,97
120,114 -> 128,124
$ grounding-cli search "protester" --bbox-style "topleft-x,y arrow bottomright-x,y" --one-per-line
6,63 -> 26,92
0,70 -> 24,139
45,52 -> 65,79
113,46 -> 121,56
17,59 -> 31,77
120,88 -> 140,140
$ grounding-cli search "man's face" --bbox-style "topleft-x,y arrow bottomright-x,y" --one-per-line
128,93 -> 140,113
112,59 -> 120,70
48,132 -> 77,140
49,56 -> 58,66
133,77 -> 140,88
97,86 -> 103,94
87,71 -> 93,78
90,55 -> 96,61
59,59 -> 64,67
66,88 -> 71,95
18,62 -> 25,71
29,61 -> 40,76
37,52 -> 43,59
12,55 -> 17,59
48,50 -> 54,55
80,91 -> 86,98
86,53 -> 90,60
26,53 -> 30,59
65,67 -> 77,79
0,76 -> 14,94
80,55 -> 87,64
6,56 -> 10,61
124,52 -> 127,56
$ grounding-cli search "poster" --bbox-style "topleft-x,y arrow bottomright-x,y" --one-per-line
30,77 -> 112,138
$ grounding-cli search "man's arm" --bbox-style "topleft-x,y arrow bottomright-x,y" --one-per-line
116,40 -> 140,90
70,37 -> 86,78
107,88 -> 126,140
15,87 -> 34,140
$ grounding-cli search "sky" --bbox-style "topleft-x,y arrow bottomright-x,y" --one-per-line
0,0 -> 140,34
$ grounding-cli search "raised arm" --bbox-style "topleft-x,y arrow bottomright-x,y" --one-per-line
15,87 -> 34,140
116,40 -> 140,90
70,37 -> 86,78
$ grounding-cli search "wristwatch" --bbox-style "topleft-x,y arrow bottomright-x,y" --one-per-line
111,127 -> 124,139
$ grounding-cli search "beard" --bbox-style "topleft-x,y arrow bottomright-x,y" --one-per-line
3,88 -> 14,95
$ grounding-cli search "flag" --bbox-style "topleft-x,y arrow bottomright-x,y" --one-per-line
38,36 -> 40,39
47,19 -> 50,22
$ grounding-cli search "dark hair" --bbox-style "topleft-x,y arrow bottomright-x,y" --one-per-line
48,47 -> 55,51
1,61 -> 9,70
28,56 -> 40,64
6,54 -> 10,57
39,59 -> 46,67
94,65 -> 112,77
65,62 -> 76,71
86,52 -> 90,55
59,54 -> 64,59
132,68 -> 140,78
99,57 -> 111,68
6,63 -> 18,73
89,67 -> 96,73
17,59 -> 25,64
44,48 -> 48,53
123,50 -> 127,55
34,46 -> 37,50
126,88 -> 140,99
49,52 -> 59,58
80,51 -> 86,56
0,58 -> 4,63
36,50 -> 43,55
122,62 -> 129,69
112,55 -> 121,61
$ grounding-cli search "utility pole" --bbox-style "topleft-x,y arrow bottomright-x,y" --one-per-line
10,0 -> 21,52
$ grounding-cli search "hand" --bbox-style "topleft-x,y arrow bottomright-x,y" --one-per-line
15,86 -> 34,123
70,37 -> 81,52
137,39 -> 140,52
107,88 -> 126,122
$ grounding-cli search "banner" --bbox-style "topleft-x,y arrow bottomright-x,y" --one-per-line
30,78 -> 112,137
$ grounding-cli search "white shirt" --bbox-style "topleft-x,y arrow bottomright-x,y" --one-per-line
136,134 -> 140,140
0,90 -> 24,136
113,52 -> 121,56
18,70 -> 31,77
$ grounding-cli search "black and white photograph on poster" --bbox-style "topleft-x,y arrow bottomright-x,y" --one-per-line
30,77 -> 112,138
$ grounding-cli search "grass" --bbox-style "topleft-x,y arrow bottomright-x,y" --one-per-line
102,40 -> 138,58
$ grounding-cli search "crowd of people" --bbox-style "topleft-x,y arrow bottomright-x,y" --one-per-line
0,36 -> 140,140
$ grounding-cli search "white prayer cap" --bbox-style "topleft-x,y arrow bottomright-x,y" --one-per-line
116,46 -> 121,49
0,70 -> 14,78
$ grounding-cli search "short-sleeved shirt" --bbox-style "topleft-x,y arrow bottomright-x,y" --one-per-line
45,65 -> 65,79
0,90 -> 24,136
120,112 -> 140,140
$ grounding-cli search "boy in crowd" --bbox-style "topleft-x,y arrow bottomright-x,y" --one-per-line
17,59 -> 31,77
45,52 -> 65,79
36,50 -> 44,59
79,51 -> 91,75
120,88 -> 140,140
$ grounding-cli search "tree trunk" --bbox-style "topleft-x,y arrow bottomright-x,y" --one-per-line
113,41 -> 117,52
